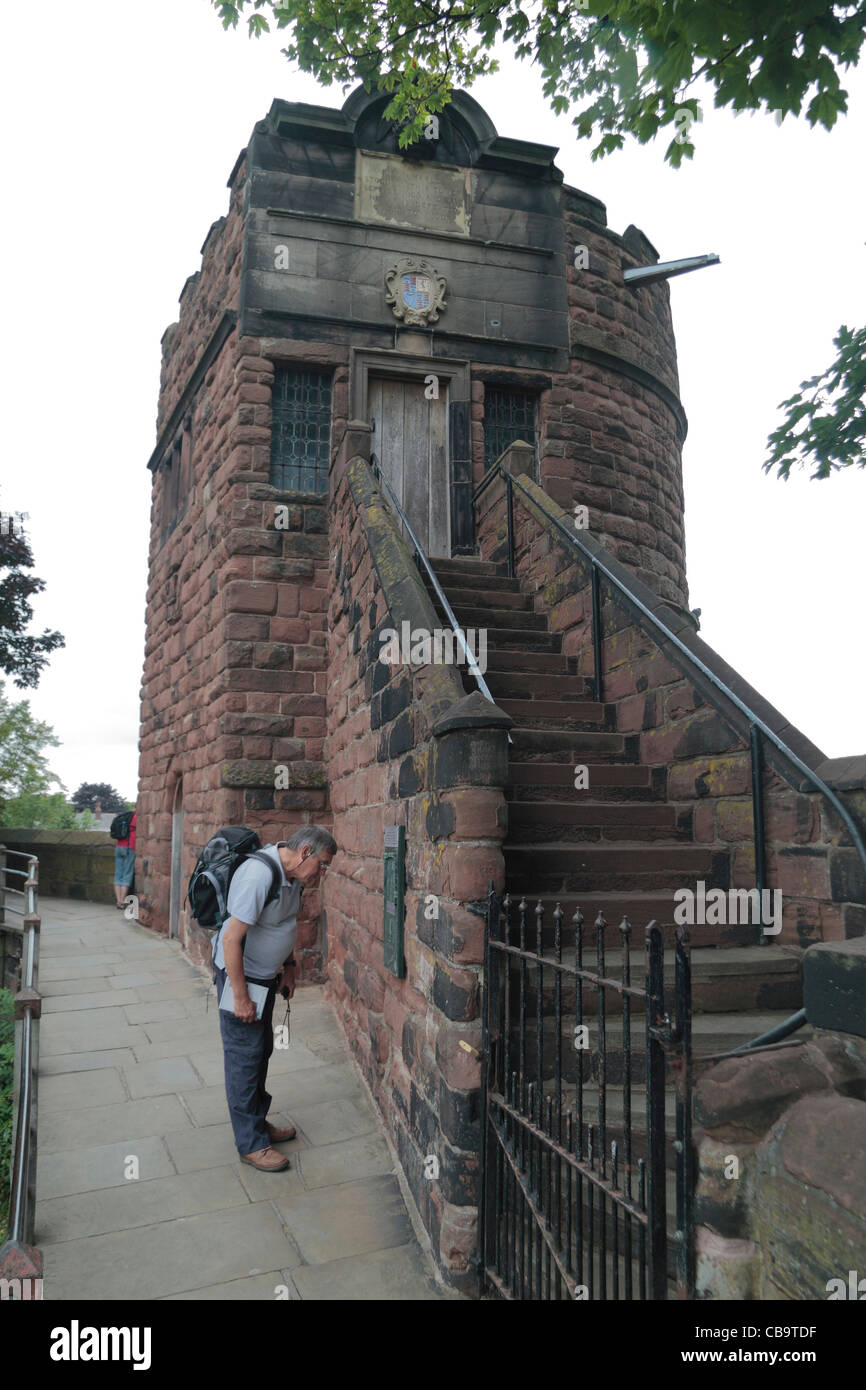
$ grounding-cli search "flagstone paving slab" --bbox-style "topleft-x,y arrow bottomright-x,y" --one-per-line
37,1136 -> 174,1201
42,990 -> 141,1013
122,1056 -> 203,1099
31,899 -> 452,1301
39,1094 -> 192,1154
291,1242 -> 453,1301
108,972 -> 161,989
42,1201 -> 301,1300
36,1166 -> 251,1243
287,1095 -> 381,1147
40,1048 -> 137,1076
273,1175 -> 412,1264
40,978 -> 117,997
40,1023 -> 150,1056
166,1269 -> 302,1300
160,1121 -> 290,1174
40,1068 -> 128,1112
296,1132 -> 395,1190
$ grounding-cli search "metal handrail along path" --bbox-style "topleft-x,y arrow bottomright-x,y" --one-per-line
0,847 -> 42,1274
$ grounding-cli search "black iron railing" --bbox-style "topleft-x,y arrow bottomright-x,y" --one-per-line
473,461 -> 866,961
0,847 -> 42,1280
479,886 -> 692,1300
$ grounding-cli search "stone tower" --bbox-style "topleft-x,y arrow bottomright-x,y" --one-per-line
136,86 -> 863,1292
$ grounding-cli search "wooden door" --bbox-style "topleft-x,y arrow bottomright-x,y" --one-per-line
368,376 -> 450,558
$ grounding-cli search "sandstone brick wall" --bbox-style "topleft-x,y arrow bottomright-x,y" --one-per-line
469,186 -> 688,609
139,168 -> 345,975
324,440 -> 509,1290
477,463 -> 865,948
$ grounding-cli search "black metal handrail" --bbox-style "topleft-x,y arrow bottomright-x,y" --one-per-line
369,454 -> 505,724
473,461 -> 866,901
474,461 -> 866,1051
0,847 -> 42,1276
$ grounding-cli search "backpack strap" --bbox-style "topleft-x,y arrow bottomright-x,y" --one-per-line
248,850 -> 283,907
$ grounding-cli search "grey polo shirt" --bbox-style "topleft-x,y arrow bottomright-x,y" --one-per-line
213,843 -> 302,979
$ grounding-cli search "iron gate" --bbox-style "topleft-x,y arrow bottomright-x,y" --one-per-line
479,887 -> 694,1300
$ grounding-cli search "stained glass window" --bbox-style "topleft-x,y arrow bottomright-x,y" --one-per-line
270,367 -> 333,493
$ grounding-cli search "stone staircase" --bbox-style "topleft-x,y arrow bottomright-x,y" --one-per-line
425,555 -> 804,1233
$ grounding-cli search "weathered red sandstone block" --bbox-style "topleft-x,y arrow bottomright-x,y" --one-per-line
272,738 -> 305,760
436,1021 -> 482,1089
224,612 -> 269,642
227,529 -> 281,557
766,849 -> 828,900
295,717 -> 326,739
765,794 -> 818,846
694,802 -> 715,843
255,557 -> 315,581
716,798 -> 754,844
224,669 -> 298,692
270,600 -> 301,632
224,581 -> 277,614
281,693 -> 326,717
301,587 -> 328,613
252,643 -> 295,670
641,710 -> 735,767
668,755 -> 752,801
430,846 -> 505,902
437,789 -> 507,841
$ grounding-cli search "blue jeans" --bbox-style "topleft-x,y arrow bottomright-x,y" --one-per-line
214,965 -> 280,1156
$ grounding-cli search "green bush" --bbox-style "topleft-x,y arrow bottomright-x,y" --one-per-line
0,988 -> 14,1244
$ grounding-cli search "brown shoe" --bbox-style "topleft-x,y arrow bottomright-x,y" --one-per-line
241,1146 -> 291,1172
266,1121 -> 297,1143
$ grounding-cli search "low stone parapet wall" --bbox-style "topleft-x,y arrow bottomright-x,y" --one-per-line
0,830 -> 118,907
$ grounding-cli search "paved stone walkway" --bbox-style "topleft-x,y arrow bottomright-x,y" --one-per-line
35,899 -> 456,1300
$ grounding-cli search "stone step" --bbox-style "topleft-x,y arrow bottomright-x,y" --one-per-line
483,651 -> 576,675
496,889 -> 758,948
497,698 -> 611,729
505,844 -> 730,895
484,672 -> 595,701
507,801 -> 683,843
426,582 -> 532,611
509,729 -> 637,762
483,627 -> 562,652
432,557 -> 507,579
512,1012 -> 805,1084
506,762 -> 664,803
449,603 -> 549,632
491,945 -> 801,1015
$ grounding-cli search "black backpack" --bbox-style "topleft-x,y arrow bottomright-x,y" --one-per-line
109,810 -> 135,840
186,826 -> 282,932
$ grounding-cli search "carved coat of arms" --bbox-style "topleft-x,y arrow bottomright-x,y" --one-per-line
385,258 -> 447,326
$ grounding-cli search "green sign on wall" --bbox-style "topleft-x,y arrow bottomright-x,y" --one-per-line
383,825 -> 406,978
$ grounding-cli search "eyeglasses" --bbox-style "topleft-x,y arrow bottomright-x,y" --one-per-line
305,851 -> 332,873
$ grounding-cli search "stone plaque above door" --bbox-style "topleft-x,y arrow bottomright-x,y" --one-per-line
356,150 -> 471,236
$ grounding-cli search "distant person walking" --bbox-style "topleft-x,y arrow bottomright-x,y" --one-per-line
112,808 -> 137,908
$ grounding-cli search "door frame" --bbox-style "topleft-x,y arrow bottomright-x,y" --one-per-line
350,349 -> 473,555
168,778 -> 185,942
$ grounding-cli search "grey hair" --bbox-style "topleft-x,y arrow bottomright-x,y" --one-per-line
283,825 -> 337,857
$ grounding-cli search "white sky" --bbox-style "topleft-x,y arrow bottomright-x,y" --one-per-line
1,0 -> 864,802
